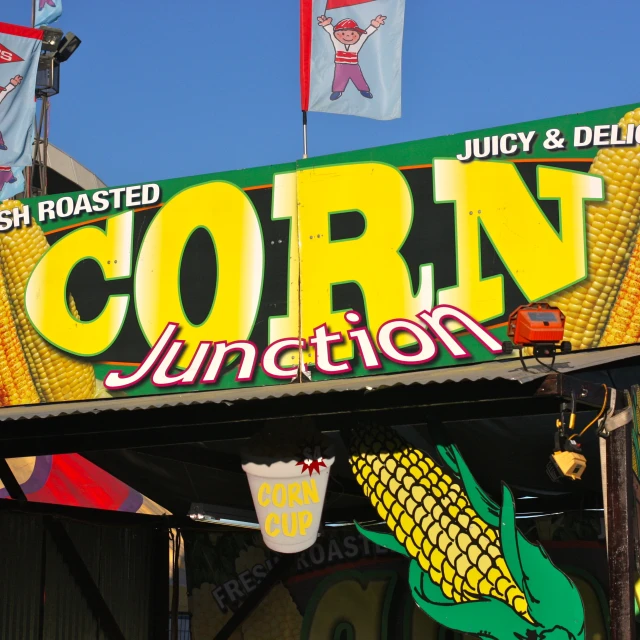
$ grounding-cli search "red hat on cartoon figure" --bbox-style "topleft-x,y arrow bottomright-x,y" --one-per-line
334,18 -> 367,34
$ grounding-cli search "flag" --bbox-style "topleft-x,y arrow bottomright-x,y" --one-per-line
0,23 -> 42,167
326,0 -> 375,9
0,166 -> 24,201
300,0 -> 404,120
35,0 -> 63,29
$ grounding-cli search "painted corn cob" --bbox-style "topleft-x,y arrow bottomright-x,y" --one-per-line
349,424 -> 585,639
0,263 -> 40,406
235,547 -> 302,640
351,425 -> 527,610
0,200 -> 96,403
545,108 -> 640,350
599,237 -> 640,346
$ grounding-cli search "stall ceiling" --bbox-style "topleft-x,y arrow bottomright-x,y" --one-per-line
84,413 -> 606,525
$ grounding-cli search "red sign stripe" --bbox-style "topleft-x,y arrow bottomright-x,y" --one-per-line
0,21 -> 43,41
300,0 -> 312,111
326,0 -> 375,9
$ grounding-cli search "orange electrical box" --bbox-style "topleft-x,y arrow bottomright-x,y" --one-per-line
507,303 -> 565,346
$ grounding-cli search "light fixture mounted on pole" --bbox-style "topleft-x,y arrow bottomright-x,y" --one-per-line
30,24 -> 82,198
40,27 -> 64,52
56,32 -> 81,63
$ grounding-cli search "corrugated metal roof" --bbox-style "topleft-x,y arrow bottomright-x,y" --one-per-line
0,511 -> 43,640
0,510 -> 158,639
1,345 -> 639,423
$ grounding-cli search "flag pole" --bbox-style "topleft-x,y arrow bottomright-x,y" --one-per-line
302,110 -> 308,159
27,0 -> 36,198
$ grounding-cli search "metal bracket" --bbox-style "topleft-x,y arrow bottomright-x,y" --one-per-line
599,389 -> 634,437
536,373 -> 623,410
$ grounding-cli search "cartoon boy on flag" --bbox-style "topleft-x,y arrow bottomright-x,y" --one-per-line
302,0 -> 404,120
0,166 -> 24,201
317,13 -> 386,101
0,75 -> 23,151
0,166 -> 18,189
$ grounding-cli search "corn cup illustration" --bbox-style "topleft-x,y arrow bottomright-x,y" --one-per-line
242,420 -> 335,554
349,424 -> 585,639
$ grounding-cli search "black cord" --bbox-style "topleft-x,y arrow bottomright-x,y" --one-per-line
519,346 -> 528,371
326,474 -> 346,507
534,353 -> 559,373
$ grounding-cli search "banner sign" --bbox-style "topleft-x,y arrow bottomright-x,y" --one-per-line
0,23 -> 42,167
184,529 -> 608,639
35,0 -> 63,29
0,166 -> 24,201
2,102 -> 640,408
300,0 -> 404,120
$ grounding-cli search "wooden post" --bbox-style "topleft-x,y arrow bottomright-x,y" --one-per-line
607,413 -> 636,640
537,375 -> 637,636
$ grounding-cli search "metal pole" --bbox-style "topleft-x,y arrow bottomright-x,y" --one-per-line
32,98 -> 44,196
30,0 -> 38,198
42,96 -> 49,195
302,110 -> 308,159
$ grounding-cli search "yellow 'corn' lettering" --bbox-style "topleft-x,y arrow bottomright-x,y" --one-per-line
434,159 -> 604,323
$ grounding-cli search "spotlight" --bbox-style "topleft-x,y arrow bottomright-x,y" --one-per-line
547,448 -> 587,482
501,303 -> 571,373
503,302 -> 570,357
55,32 -> 82,63
40,27 -> 64,53
546,394 -> 587,483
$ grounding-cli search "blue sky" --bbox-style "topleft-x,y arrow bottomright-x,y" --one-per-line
4,0 -> 640,186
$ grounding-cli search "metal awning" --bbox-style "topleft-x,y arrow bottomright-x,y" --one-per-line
2,344 -> 639,423
48,144 -> 106,191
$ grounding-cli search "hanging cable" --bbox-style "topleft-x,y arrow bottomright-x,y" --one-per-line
534,353 -> 559,374
575,385 -> 609,438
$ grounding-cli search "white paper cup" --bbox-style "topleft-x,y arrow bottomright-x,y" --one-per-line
243,457 -> 335,553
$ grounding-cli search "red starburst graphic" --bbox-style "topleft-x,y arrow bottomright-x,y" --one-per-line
0,44 -> 24,65
296,458 -> 327,476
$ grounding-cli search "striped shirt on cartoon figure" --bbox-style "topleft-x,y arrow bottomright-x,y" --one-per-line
317,14 -> 385,101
